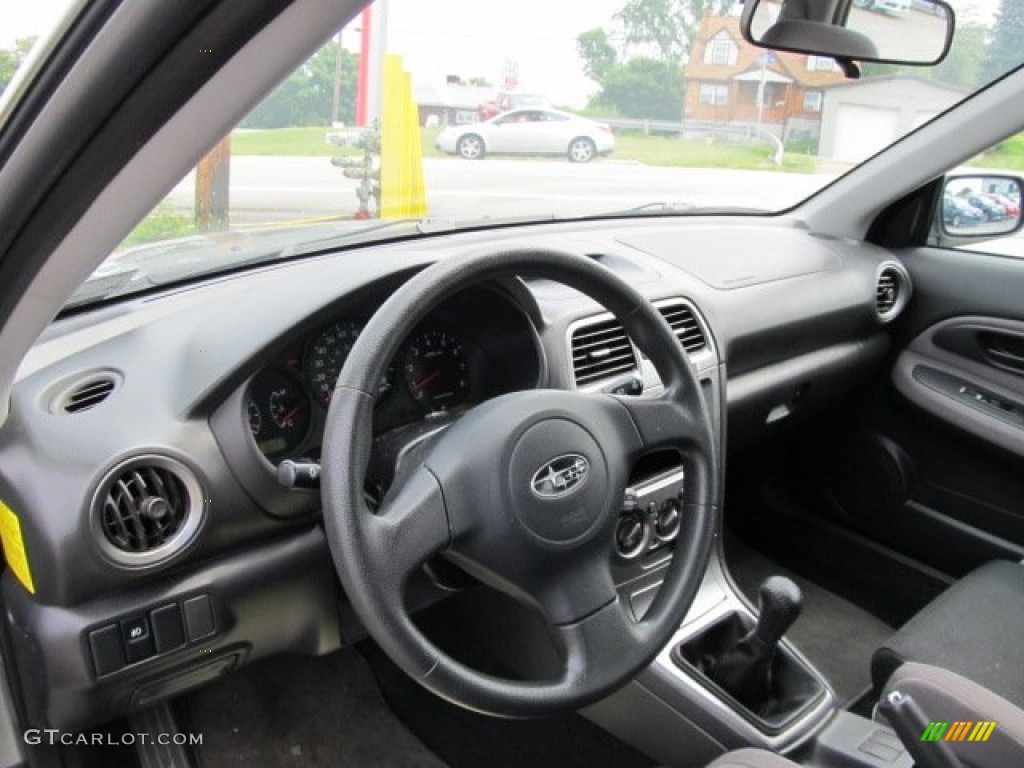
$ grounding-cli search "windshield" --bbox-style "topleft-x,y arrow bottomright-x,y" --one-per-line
3,0 -> 1022,307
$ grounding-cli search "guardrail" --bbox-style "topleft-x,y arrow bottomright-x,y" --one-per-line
596,117 -> 784,165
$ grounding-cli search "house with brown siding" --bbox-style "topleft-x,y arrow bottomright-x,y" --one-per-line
684,13 -> 846,144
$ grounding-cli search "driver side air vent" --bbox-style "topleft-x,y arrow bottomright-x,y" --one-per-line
49,371 -> 122,414
92,456 -> 205,568
64,376 -> 117,413
875,262 -> 912,323
571,317 -> 638,386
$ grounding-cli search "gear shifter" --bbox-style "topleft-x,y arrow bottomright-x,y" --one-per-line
703,576 -> 803,707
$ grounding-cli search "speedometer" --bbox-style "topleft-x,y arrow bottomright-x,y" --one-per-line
304,320 -> 394,404
403,328 -> 469,412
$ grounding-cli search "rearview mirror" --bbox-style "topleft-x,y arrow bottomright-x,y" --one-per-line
941,175 -> 1024,239
742,0 -> 954,66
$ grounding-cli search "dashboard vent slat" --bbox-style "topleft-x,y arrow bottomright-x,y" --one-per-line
570,301 -> 709,387
875,263 -> 911,322
92,456 -> 205,567
571,318 -> 638,385
658,304 -> 708,354
61,374 -> 118,413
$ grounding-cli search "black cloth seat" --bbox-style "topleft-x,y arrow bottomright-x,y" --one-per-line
872,559 -> 1024,709
705,748 -> 799,768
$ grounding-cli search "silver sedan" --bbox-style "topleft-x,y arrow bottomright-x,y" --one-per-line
436,108 -> 615,163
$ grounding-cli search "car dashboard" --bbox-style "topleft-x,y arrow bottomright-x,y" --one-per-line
0,214 -> 906,732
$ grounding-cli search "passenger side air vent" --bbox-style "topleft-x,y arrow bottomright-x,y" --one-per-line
91,456 -> 205,568
659,303 -> 707,354
875,262 -> 912,323
571,317 -> 638,386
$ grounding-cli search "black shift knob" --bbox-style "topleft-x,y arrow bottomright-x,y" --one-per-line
753,576 -> 803,646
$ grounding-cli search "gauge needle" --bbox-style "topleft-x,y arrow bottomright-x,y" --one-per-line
413,370 -> 441,391
282,404 -> 304,426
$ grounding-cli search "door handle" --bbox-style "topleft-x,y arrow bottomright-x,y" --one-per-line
979,331 -> 1024,375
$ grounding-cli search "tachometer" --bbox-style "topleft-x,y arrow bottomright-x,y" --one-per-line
304,320 -> 394,404
403,328 -> 468,412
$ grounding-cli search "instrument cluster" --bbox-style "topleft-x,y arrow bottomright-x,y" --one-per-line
243,288 -> 541,462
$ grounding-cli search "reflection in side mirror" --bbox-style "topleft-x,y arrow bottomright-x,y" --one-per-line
942,175 -> 1024,238
741,0 -> 954,66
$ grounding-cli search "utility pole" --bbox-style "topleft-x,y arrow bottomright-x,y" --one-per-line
195,135 -> 230,231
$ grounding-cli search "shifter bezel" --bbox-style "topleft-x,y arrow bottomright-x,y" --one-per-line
672,610 -> 828,735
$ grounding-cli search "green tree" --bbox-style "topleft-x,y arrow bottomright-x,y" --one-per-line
577,27 -> 617,81
599,58 -> 684,119
982,0 -> 1024,82
242,40 -> 358,128
860,21 -> 989,91
935,22 -> 988,89
0,37 -> 38,94
467,76 -> 492,87
616,0 -> 733,65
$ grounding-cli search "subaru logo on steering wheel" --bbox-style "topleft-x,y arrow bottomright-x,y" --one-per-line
531,454 -> 589,499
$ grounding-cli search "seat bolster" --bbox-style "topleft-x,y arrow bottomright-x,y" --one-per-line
871,559 -> 1024,709
705,747 -> 800,768
883,662 -> 1024,765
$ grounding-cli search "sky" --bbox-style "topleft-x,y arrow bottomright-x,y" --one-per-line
2,0 -> 1005,106
0,0 -> 73,46
356,0 -> 626,107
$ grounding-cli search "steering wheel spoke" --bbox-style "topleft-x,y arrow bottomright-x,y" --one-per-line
555,597 -> 646,686
612,387 -> 712,455
365,467 -> 452,588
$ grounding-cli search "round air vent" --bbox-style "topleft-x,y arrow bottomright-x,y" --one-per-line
875,262 -> 912,323
91,455 -> 205,568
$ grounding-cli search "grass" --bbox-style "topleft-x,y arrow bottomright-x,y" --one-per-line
230,125 -> 816,171
119,202 -> 196,249
967,132 -> 1024,170
231,126 -> 358,157
611,133 -> 816,173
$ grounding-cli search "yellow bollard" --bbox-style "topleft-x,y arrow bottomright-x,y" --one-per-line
380,54 -> 428,219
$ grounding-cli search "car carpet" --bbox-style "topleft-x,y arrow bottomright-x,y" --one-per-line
181,646 -> 445,767
359,641 -> 656,768
723,531 -> 894,706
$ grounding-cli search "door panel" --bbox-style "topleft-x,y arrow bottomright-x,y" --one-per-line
791,246 -> 1024,580
894,316 -> 1024,458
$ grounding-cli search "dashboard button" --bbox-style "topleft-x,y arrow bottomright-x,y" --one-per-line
183,595 -> 215,641
121,616 -> 155,663
151,604 -> 186,653
89,624 -> 125,677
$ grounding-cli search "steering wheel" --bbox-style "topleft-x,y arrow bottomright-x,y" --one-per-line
321,248 -> 718,717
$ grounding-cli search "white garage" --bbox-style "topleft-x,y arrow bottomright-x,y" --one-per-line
819,75 -> 965,163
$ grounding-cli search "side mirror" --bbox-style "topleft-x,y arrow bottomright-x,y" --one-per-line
939,175 -> 1024,240
742,0 -> 954,66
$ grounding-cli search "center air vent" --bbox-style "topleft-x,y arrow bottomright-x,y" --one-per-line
571,317 -> 638,386
91,456 -> 204,568
875,262 -> 912,322
658,302 -> 708,354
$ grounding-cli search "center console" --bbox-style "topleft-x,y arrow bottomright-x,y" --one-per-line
589,532 -> 917,768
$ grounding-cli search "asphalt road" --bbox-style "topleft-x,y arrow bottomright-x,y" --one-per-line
168,155 -> 836,224
166,155 -> 1024,259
